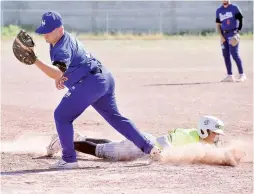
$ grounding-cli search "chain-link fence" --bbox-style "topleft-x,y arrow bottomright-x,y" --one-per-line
2,1 -> 253,34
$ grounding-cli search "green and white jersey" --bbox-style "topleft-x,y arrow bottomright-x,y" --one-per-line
154,128 -> 200,150
100,128 -> 202,161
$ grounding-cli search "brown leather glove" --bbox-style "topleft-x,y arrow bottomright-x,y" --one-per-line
12,30 -> 37,65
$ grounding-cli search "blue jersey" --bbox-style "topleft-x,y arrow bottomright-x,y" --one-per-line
50,32 -> 101,88
216,4 -> 242,31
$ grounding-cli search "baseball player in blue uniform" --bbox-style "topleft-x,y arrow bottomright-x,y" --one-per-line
34,11 -> 161,169
216,0 -> 246,82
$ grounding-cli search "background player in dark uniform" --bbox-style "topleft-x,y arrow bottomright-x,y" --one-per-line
216,0 -> 246,82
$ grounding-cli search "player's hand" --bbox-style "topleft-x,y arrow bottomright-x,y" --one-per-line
224,148 -> 245,167
220,36 -> 226,44
55,76 -> 68,90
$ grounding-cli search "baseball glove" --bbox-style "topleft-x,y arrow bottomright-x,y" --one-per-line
12,30 -> 37,65
229,33 -> 240,47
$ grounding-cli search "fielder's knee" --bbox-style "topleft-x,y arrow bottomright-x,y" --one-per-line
222,52 -> 230,58
54,106 -> 72,124
231,54 -> 240,61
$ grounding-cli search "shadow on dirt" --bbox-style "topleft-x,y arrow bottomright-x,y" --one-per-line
0,166 -> 101,176
1,159 -> 152,176
145,81 -> 221,87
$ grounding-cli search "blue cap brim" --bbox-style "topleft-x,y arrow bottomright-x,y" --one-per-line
35,26 -> 54,34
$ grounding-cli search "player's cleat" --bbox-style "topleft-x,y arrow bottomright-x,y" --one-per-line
149,146 -> 162,161
73,132 -> 87,157
49,159 -> 79,169
47,132 -> 85,157
221,75 -> 236,82
46,134 -> 61,157
74,132 -> 87,142
236,74 -> 247,82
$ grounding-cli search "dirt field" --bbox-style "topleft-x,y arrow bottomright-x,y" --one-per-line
1,38 -> 253,194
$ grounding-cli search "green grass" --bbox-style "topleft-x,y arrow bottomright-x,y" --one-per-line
1,25 -> 21,36
1,25 -> 253,40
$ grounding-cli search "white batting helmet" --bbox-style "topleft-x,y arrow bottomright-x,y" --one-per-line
197,116 -> 224,139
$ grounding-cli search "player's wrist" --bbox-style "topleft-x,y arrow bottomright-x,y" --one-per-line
34,59 -> 39,65
34,58 -> 42,65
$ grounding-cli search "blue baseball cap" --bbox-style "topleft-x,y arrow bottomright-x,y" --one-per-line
35,11 -> 63,34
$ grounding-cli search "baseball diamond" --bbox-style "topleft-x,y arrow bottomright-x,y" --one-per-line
1,0 -> 253,193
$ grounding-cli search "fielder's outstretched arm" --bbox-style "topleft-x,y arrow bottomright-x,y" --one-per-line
34,59 -> 63,80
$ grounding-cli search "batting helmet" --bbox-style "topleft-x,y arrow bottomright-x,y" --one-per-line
197,116 -> 225,139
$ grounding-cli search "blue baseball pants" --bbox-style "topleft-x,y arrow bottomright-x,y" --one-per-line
54,67 -> 154,162
221,32 -> 244,75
